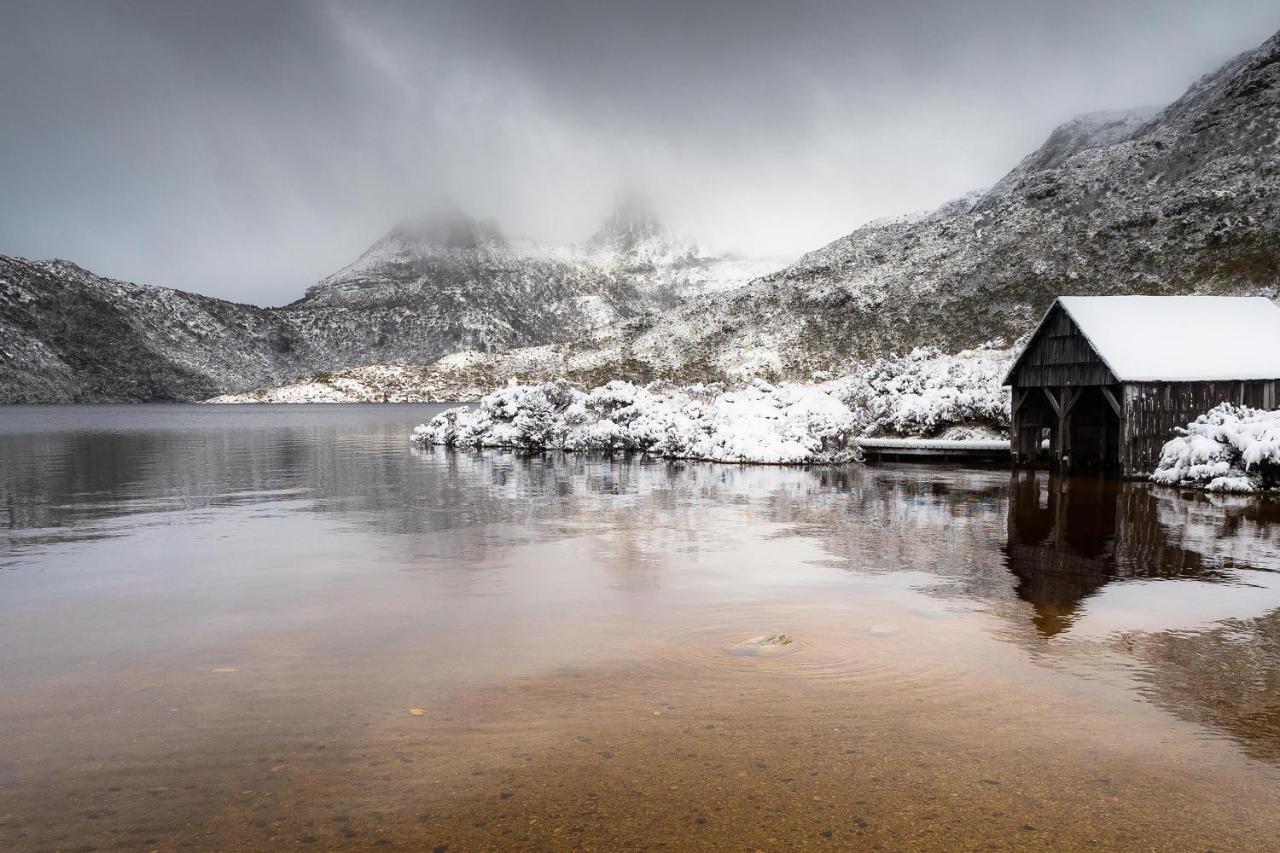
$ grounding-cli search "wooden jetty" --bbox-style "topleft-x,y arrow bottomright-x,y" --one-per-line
858,437 -> 1010,463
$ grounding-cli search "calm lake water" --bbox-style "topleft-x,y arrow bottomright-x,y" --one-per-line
3,404 -> 1280,851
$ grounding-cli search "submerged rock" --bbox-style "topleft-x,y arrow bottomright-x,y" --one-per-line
728,633 -> 797,657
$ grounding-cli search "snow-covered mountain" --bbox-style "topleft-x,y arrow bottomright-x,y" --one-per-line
0,199 -> 782,402
497,28 -> 1280,384
719,32 -> 1280,372
0,257 -> 309,402
9,28 -> 1280,403
218,28 -> 1280,405
298,196 -> 774,316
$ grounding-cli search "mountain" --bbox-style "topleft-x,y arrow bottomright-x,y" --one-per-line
576,194 -> 779,310
298,195 -> 775,316
509,29 -> 1280,382
0,200 -> 781,402
12,29 -> 1280,404
0,257 -> 308,402
228,27 -> 1280,403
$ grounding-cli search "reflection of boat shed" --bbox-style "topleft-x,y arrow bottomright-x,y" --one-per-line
1003,296 -> 1280,477
1004,473 -> 1223,636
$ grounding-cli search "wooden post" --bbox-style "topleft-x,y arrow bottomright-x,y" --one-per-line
1010,387 -> 1029,467
1041,388 -> 1059,468
1062,387 -> 1082,471
1057,400 -> 1068,471
1099,386 -> 1122,472
1009,387 -> 1020,465
1050,387 -> 1083,472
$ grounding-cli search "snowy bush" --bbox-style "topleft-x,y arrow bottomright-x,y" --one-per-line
412,378 -> 862,464
410,346 -> 1014,465
1151,403 -> 1280,492
830,344 -> 1011,437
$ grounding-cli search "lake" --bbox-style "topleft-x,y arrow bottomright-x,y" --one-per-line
2,404 -> 1279,850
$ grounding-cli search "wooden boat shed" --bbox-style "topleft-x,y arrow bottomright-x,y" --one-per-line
1003,296 -> 1280,477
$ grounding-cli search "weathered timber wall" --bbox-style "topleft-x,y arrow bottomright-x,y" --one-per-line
1010,305 -> 1117,388
1121,380 -> 1280,477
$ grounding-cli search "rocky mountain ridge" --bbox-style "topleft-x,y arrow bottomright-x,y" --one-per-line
498,28 -> 1280,385
10,29 -> 1280,403
219,28 -> 1280,405
0,257 -> 306,402
0,200 -> 781,402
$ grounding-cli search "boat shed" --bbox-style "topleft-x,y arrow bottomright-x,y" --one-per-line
1003,296 -> 1280,477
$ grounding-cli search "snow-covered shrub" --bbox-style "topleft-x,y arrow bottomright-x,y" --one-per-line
412,379 -> 861,464
410,346 -> 1014,464
1151,403 -> 1280,492
831,344 -> 1012,437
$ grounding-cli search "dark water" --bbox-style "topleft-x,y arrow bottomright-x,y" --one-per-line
2,404 -> 1280,851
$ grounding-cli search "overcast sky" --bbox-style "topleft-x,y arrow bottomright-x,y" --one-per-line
2,0 -> 1278,305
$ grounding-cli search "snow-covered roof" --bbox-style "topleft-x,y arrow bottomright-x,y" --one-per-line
1008,296 -> 1280,383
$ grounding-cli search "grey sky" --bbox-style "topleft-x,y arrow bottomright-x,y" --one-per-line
2,0 -> 1278,305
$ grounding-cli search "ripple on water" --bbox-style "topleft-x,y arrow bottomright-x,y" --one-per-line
639,614 -> 1001,721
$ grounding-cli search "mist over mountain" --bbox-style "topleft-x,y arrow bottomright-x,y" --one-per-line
499,28 -> 1280,384
5,1 -> 1276,304
0,199 -> 781,402
209,26 -> 1280,403
6,26 -> 1280,403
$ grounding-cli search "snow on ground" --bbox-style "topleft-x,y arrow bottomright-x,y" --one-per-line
1151,403 -> 1280,492
204,363 -> 496,404
411,344 -> 1012,465
204,347 -> 576,403
207,338 -> 1015,465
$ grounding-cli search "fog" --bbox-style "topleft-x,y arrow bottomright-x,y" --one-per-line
2,0 -> 1277,305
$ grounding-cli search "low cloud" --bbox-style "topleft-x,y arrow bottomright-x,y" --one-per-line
2,0 -> 1277,304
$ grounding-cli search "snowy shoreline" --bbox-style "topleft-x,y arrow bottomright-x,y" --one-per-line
412,380 -> 863,465
410,346 -> 1012,466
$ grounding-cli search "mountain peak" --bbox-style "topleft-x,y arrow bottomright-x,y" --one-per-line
587,193 -> 671,254
389,203 -> 507,251
583,193 -> 703,268
1020,106 -> 1161,172
975,105 -> 1162,206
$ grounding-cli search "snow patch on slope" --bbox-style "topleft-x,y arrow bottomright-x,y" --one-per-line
208,341 -> 1015,447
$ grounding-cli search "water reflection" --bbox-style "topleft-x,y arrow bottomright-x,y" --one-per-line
5,407 -> 1280,848
1004,472 -> 1280,637
1004,470 -> 1280,761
